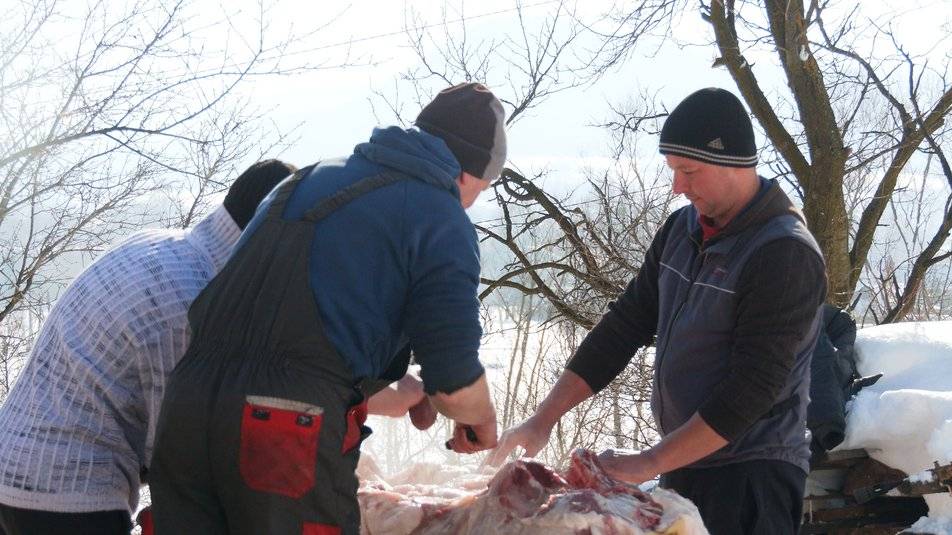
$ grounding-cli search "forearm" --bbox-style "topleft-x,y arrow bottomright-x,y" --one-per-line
367,374 -> 425,417
406,210 -> 485,396
531,369 -> 594,428
565,318 -> 651,394
648,413 -> 728,475
429,373 -> 495,425
367,387 -> 407,417
599,412 -> 729,484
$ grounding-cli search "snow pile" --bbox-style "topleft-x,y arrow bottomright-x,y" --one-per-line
913,517 -> 952,535
838,321 -> 952,531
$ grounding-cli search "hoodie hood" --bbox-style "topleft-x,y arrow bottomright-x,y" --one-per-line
719,178 -> 805,236
688,178 -> 806,246
354,126 -> 461,198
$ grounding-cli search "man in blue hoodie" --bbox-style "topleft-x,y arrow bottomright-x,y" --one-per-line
149,83 -> 506,535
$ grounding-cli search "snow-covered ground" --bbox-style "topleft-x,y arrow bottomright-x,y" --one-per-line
839,321 -> 952,533
368,316 -> 952,532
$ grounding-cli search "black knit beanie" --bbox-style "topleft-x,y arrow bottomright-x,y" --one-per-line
415,82 -> 507,181
659,88 -> 757,168
223,159 -> 297,229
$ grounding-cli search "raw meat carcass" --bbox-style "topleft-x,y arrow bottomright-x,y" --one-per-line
358,449 -> 708,535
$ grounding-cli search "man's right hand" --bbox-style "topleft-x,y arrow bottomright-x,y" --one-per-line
486,415 -> 554,466
429,373 -> 498,455
487,370 -> 594,466
446,419 -> 498,454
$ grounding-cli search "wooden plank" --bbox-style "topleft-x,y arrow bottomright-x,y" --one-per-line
811,449 -> 871,470
825,449 -> 872,462
801,496 -> 928,532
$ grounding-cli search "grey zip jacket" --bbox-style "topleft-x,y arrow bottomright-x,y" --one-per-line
568,179 -> 827,472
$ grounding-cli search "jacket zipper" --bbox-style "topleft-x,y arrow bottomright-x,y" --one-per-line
654,241 -> 707,434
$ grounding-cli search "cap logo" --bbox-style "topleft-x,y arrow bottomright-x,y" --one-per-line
707,138 -> 725,150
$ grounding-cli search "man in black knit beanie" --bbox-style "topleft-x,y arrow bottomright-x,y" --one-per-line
149,83 -> 507,535
493,88 -> 827,535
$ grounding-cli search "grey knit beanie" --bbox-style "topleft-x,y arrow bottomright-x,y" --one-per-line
415,83 -> 507,181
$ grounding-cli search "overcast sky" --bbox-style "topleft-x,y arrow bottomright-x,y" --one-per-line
29,0 -> 949,226
199,0 -> 946,221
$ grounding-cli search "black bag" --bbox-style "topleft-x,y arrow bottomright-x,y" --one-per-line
807,305 -> 880,455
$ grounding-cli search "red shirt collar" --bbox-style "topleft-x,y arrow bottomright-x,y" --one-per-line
698,214 -> 722,241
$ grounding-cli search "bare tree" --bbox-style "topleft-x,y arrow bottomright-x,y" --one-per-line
477,149 -> 676,328
377,1 -> 677,325
0,0 -> 347,329
858,134 -> 952,323
374,0 -> 594,123
0,307 -> 45,400
385,0 -> 952,327
596,0 -> 952,319
368,1 -> 686,460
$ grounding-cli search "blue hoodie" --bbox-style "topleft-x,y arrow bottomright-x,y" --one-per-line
239,127 -> 484,393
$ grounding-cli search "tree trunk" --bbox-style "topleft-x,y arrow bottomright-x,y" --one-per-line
803,167 -> 853,308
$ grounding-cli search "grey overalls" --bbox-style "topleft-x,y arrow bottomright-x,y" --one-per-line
150,168 -> 409,535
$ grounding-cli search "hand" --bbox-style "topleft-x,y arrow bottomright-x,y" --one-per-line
446,419 -> 497,454
408,397 -> 437,430
485,416 -> 554,466
597,448 -> 660,485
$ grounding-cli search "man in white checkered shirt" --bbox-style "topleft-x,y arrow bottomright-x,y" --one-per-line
0,161 -> 299,534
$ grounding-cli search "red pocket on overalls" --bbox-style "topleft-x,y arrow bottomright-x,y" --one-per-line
136,506 -> 154,535
341,400 -> 368,454
239,395 -> 323,498
302,523 -> 341,535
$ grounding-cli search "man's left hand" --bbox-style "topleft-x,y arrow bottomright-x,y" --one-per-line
597,448 -> 660,485
596,413 -> 730,484
408,397 -> 437,430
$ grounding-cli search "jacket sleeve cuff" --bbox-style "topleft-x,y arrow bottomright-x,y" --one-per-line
565,355 -> 611,394
565,351 -> 612,394
698,398 -> 749,442
419,356 -> 485,395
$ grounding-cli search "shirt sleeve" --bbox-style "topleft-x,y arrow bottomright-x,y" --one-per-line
403,198 -> 485,395
698,238 -> 827,441
565,214 -> 676,393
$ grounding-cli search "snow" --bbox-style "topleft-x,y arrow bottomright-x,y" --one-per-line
838,321 -> 952,531
912,516 -> 952,535
912,469 -> 937,484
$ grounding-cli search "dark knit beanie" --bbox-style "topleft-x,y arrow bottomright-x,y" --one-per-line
659,88 -> 757,168
415,82 -> 507,181
223,159 -> 297,229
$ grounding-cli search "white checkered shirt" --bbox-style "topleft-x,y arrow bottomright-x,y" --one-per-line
0,206 -> 239,513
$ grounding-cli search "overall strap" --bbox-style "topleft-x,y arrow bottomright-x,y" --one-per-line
264,163 -> 317,220
301,172 -> 409,223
